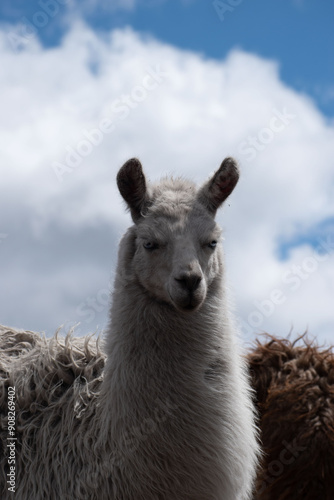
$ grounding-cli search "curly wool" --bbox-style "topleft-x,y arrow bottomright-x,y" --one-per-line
0,321 -> 257,500
248,335 -> 334,500
0,326 -> 107,500
2,329 -> 333,500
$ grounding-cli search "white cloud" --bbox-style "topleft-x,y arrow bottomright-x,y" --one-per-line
1,22 -> 333,346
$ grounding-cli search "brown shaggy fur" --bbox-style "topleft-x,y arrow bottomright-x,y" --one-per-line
248,335 -> 334,500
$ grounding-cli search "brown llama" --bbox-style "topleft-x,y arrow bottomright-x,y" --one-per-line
248,335 -> 334,500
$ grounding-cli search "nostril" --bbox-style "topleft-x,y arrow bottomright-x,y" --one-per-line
175,274 -> 202,292
175,277 -> 188,291
190,276 -> 202,291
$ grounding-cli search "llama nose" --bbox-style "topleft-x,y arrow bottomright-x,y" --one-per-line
175,273 -> 202,292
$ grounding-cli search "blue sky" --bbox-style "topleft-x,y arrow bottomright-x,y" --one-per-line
1,0 -> 333,343
1,0 -> 334,116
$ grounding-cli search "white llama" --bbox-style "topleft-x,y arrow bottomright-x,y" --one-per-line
0,157 -> 259,499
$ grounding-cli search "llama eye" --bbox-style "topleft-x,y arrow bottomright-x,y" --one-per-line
208,240 -> 217,249
143,241 -> 159,250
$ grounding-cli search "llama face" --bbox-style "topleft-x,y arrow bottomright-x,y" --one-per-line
116,157 -> 239,312
132,207 -> 223,312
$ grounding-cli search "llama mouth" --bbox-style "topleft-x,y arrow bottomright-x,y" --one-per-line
168,280 -> 206,313
183,303 -> 200,312
171,295 -> 204,313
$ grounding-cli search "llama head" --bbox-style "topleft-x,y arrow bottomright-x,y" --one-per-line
117,157 -> 239,312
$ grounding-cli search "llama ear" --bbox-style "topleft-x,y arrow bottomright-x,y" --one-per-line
198,157 -> 239,215
117,158 -> 150,222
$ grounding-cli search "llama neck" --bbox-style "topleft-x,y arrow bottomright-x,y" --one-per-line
98,275 -> 249,500
107,275 -> 228,360
101,272 -> 234,411
97,259 -> 257,500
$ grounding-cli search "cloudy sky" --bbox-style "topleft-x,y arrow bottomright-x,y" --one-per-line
0,0 -> 333,347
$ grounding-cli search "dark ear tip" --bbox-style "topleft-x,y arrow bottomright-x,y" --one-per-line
118,157 -> 142,174
123,157 -> 142,169
220,157 -> 240,177
117,158 -> 143,186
